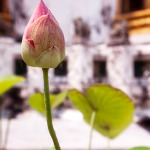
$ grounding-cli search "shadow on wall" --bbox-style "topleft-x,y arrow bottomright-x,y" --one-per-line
2,87 -> 27,118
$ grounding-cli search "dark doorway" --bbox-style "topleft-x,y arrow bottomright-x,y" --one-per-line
129,0 -> 144,12
0,1 -> 4,13
122,0 -> 144,13
134,60 -> 150,78
14,58 -> 27,77
54,60 -> 67,76
94,60 -> 107,79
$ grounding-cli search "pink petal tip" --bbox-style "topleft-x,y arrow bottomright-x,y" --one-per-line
28,39 -> 35,48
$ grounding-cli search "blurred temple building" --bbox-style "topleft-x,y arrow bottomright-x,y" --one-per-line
1,0 -> 150,107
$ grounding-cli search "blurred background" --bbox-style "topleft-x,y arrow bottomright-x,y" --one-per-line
0,0 -> 150,149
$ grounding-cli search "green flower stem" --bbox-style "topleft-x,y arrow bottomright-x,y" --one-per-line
107,137 -> 110,150
0,97 -> 2,149
42,68 -> 61,150
88,111 -> 96,150
3,115 -> 11,150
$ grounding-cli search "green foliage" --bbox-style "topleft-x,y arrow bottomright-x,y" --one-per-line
29,91 -> 68,114
68,84 -> 134,139
29,93 -> 45,114
0,75 -> 25,95
128,147 -> 150,150
50,91 -> 68,108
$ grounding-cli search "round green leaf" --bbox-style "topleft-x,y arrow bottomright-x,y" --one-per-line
68,84 -> 134,139
128,147 -> 150,150
29,93 -> 45,114
0,75 -> 25,95
29,91 -> 68,114
51,91 -> 68,109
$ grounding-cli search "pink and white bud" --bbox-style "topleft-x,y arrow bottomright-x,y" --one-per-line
21,0 -> 65,68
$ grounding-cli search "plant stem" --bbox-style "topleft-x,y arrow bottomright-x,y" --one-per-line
107,137 -> 110,150
88,111 -> 96,150
42,68 -> 61,150
0,97 -> 2,150
3,115 -> 11,150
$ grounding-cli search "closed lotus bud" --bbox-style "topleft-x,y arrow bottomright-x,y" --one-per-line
21,0 -> 65,68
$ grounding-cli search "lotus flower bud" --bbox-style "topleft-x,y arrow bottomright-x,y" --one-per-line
21,0 -> 65,68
